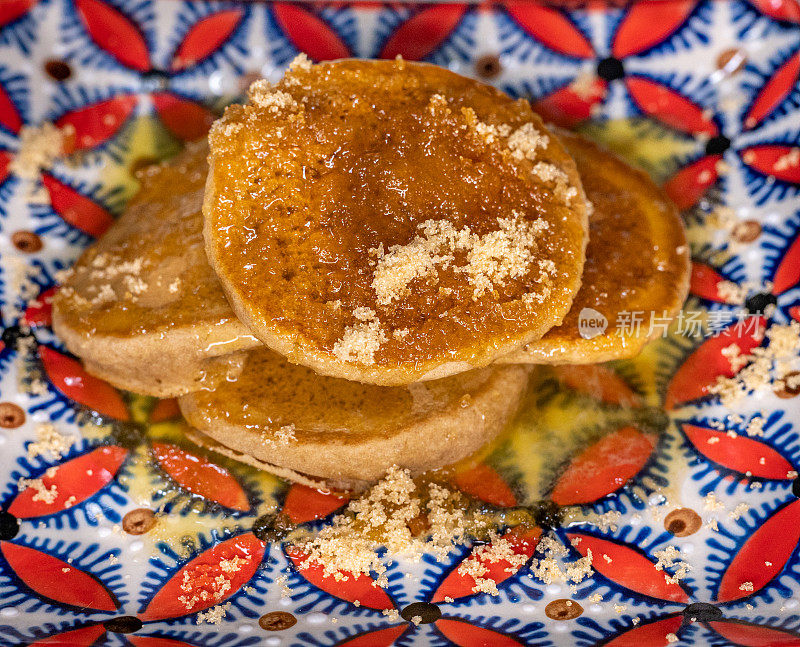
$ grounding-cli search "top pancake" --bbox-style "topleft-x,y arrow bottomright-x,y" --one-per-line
204,58 -> 589,386
52,142 -> 258,397
503,132 -> 690,364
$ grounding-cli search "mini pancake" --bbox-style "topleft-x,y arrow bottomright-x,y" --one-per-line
204,58 -> 589,386
502,132 -> 690,365
52,142 -> 259,397
178,348 -> 530,488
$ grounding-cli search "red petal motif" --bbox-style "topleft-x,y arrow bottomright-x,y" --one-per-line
534,79 -> 607,128
682,423 -> 794,479
434,618 -> 525,646
664,317 -> 766,410
28,625 -> 106,647
452,463 -> 517,508
39,346 -> 130,420
285,546 -> 394,610
0,150 -> 11,185
626,76 -> 717,136
0,0 -> 37,29
24,286 -> 57,328
74,0 -> 150,71
271,3 -> 350,61
0,81 -> 23,134
379,5 -> 467,60
566,533 -> 689,602
790,305 -> 800,322
773,234 -> 800,295
139,533 -> 264,620
8,446 -> 128,518
664,155 -> 721,210
505,3 -> 594,58
745,51 -> 800,129
151,442 -> 250,511
431,526 -> 541,602
552,364 -> 642,407
717,499 -> 800,602
740,145 -> 800,185
335,625 -> 408,647
603,615 -> 684,647
170,10 -> 243,71
0,541 -> 118,611
152,93 -> 215,142
41,173 -> 115,238
749,0 -> 800,23
708,620 -> 800,646
690,262 -> 735,303
282,484 -> 349,524
56,96 -> 136,152
612,0 -> 696,58
150,398 -> 180,422
551,426 -> 655,505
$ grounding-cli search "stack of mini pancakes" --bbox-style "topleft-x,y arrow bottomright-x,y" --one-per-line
53,58 -> 690,490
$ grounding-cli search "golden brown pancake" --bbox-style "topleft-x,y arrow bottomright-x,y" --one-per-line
502,132 -> 690,364
52,142 -> 259,397
204,58 -> 589,386
179,349 -> 530,488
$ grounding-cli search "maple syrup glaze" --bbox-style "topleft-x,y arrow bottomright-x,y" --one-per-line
53,143 -> 256,347
205,59 -> 588,384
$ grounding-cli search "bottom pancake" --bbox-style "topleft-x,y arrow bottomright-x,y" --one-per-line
178,349 -> 530,487
503,131 -> 690,364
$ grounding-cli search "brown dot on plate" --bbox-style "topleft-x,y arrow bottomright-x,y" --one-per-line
44,59 -> 73,82
664,507 -> 702,537
545,598 -> 584,620
259,611 -> 297,631
475,54 -> 502,79
0,402 -> 25,429
11,231 -> 43,253
122,508 -> 157,535
731,220 -> 761,243
716,48 -> 747,74
775,371 -> 800,399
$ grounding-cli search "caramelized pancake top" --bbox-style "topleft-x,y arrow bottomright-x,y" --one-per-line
205,58 -> 588,385
505,132 -> 690,364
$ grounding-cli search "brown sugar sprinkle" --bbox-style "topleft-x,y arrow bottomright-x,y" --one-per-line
545,598 -> 584,620
288,466 -> 477,589
0,402 -> 25,428
258,611 -> 297,631
122,508 -> 158,535
664,508 -> 702,537
11,231 -> 43,253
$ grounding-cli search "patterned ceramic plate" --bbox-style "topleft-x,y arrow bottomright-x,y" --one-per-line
1,1 -> 800,646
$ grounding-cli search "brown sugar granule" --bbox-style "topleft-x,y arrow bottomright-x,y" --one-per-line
122,508 -> 157,535
545,598 -> 584,620
259,611 -> 297,631
11,231 -> 43,253
664,508 -> 702,537
0,402 -> 25,428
